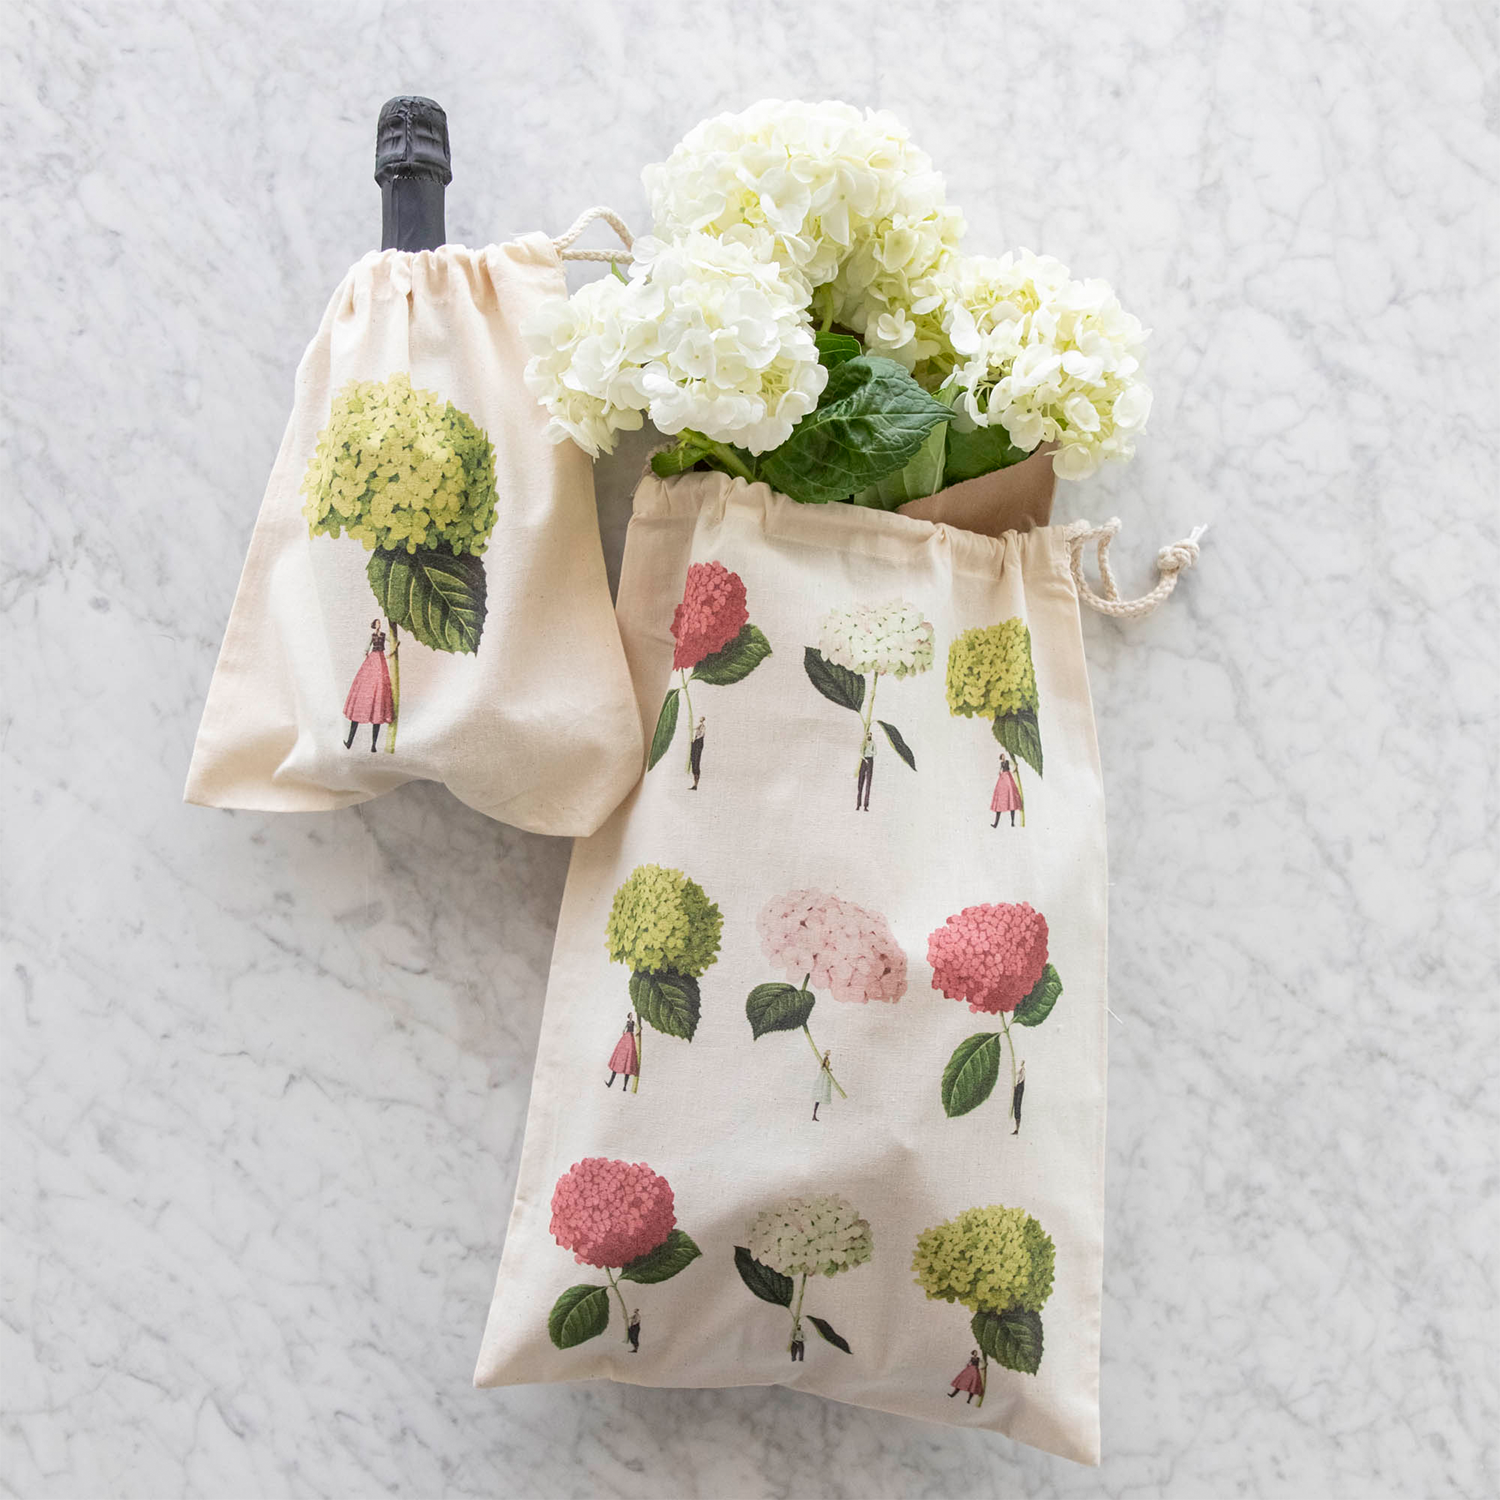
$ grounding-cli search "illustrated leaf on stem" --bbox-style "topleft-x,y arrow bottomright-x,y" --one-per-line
1012,964 -> 1062,1028
628,970 -> 702,1041
734,1246 -> 794,1307
745,982 -> 816,1039
972,1306 -> 1044,1375
878,720 -> 916,770
620,1229 -> 702,1284
648,688 -> 680,769
941,1033 -> 1001,1118
690,624 -> 772,686
548,1284 -> 611,1349
758,356 -> 955,505
993,708 -> 1043,778
807,1315 -> 852,1354
803,648 -> 865,712
368,547 -> 487,655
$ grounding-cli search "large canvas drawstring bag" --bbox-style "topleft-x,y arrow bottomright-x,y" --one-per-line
473,471 -> 1201,1464
186,235 -> 642,835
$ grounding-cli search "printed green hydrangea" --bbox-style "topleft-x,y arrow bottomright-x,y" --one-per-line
911,1204 -> 1055,1313
945,618 -> 1038,720
302,374 -> 498,555
605,864 -> 723,978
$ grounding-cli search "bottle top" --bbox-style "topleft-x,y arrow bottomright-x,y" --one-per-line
374,96 -> 452,187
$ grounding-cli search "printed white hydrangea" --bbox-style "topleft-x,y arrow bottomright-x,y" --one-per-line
936,249 -> 1152,480
643,98 -> 965,369
818,599 -> 935,679
745,1194 -> 874,1278
523,232 -> 827,457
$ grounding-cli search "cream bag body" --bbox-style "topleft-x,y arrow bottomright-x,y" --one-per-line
186,239 -> 642,835
476,472 -> 1112,1464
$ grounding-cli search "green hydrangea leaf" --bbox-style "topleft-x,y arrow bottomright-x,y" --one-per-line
629,970 -> 701,1041
944,423 -> 1032,485
804,647 -> 865,713
620,1228 -> 701,1284
942,1033 -> 1001,1118
878,721 -> 916,770
690,624 -> 772,686
972,1306 -> 1044,1374
648,689 -> 679,770
368,547 -> 487,655
734,1246 -> 794,1307
807,1315 -> 852,1354
1013,964 -> 1062,1028
814,331 -> 863,369
852,394 -> 952,509
993,708 -> 1043,777
745,982 -> 815,1039
548,1284 -> 610,1349
759,356 -> 955,505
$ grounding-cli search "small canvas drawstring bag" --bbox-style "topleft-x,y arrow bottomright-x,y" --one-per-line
473,469 -> 1202,1464
186,232 -> 642,835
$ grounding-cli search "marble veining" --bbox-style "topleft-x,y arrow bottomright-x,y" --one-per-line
3,1 -> 1497,1496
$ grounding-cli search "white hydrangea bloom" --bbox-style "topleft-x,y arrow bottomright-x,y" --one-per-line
643,99 -> 965,370
818,600 -> 935,679
523,232 -> 827,457
745,1195 -> 874,1278
937,249 -> 1152,480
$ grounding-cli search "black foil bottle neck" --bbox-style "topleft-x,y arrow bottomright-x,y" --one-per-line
375,96 -> 451,253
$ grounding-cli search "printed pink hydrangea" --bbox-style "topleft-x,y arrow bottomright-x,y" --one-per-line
549,1157 -> 676,1269
927,902 -> 1050,1015
757,889 -> 908,1004
671,561 -> 749,670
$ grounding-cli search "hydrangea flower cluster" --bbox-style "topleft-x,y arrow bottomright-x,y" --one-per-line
524,232 -> 827,457
605,864 -> 723,978
928,901 -> 1050,1015
817,600 -> 934,679
302,374 -> 498,554
549,1157 -> 676,1269
745,1194 -> 874,1278
935,249 -> 1152,480
671,561 -> 749,670
643,99 -> 965,369
945,619 -> 1038,721
756,890 -> 907,1004
911,1204 -> 1055,1312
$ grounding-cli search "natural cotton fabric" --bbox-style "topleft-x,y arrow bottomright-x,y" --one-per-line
475,472 -> 1108,1464
185,239 -> 642,835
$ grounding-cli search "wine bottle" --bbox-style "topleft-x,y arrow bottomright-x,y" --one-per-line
374,96 -> 451,252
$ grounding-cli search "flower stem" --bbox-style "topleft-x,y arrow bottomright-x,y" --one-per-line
977,1349 -> 988,1408
802,1020 -> 847,1098
605,1267 -> 632,1342
999,1013 -> 1018,1121
385,623 -> 401,754
700,438 -> 756,484
680,672 -> 695,775
789,1272 -> 808,1355
631,1006 -> 642,1093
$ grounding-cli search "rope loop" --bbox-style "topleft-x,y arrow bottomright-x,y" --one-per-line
1065,517 -> 1207,620
552,206 -> 635,264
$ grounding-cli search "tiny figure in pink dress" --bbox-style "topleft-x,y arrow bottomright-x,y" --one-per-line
605,1014 -> 639,1089
949,1348 -> 985,1403
990,751 -> 1023,828
343,619 -> 395,751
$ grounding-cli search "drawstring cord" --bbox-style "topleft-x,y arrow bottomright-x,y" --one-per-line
552,206 -> 635,264
1065,517 -> 1207,619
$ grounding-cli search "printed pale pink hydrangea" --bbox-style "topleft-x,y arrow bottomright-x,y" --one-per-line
927,902 -> 1049,1015
671,561 -> 749,670
549,1157 -> 676,1269
757,889 -> 908,1004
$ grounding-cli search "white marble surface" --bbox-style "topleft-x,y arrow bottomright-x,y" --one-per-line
4,1 -> 1497,1495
